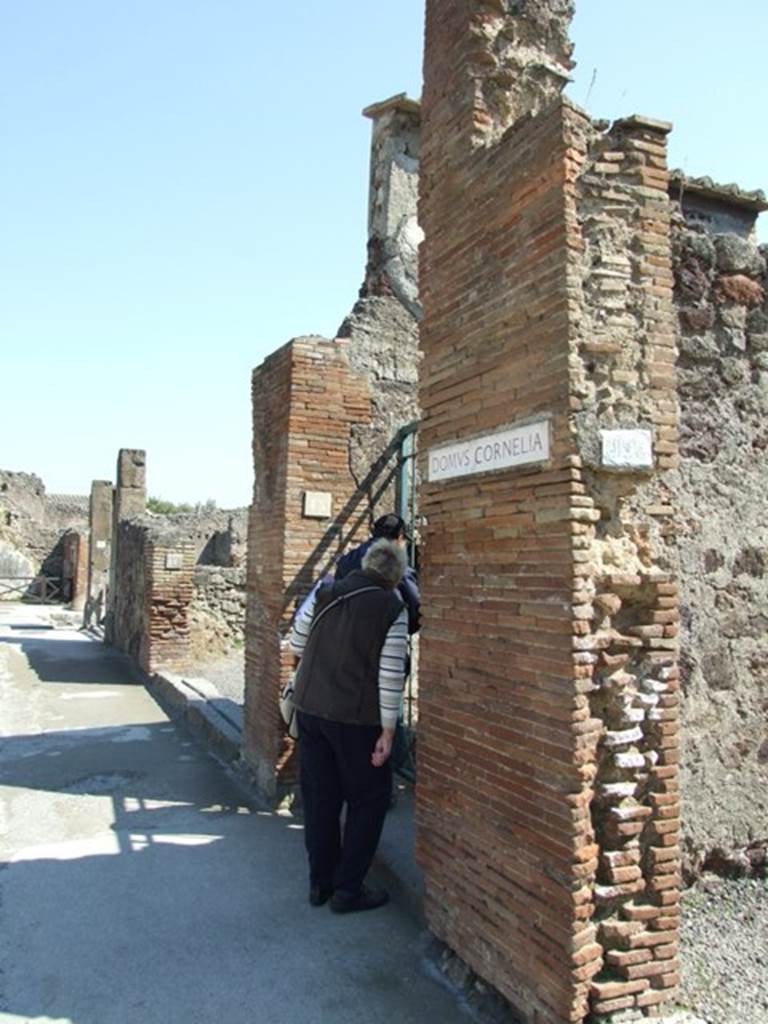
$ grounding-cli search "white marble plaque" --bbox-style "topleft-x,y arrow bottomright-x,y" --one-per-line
428,420 -> 550,482
165,552 -> 184,570
303,490 -> 332,519
601,429 -> 653,469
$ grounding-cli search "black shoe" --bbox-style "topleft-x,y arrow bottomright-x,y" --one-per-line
309,885 -> 333,907
330,885 -> 389,914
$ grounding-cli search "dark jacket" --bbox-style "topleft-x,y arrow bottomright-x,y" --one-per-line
335,541 -> 421,634
293,569 -> 403,727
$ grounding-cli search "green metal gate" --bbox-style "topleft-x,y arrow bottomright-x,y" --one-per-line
394,420 -> 419,780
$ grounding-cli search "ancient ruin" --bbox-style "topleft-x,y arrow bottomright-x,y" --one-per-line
243,95 -> 422,799
2,6 -> 766,1021
240,2 -> 766,1022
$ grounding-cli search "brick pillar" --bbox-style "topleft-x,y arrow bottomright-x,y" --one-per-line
243,337 -> 371,802
85,479 -> 113,626
417,4 -> 680,1023
105,449 -> 146,643
143,538 -> 195,674
61,530 -> 89,611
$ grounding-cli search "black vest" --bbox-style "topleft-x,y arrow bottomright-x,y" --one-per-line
293,569 -> 403,727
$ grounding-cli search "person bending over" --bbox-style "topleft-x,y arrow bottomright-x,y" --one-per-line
289,538 -> 408,913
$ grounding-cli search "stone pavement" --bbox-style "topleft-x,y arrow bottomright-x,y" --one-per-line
0,603 -> 474,1024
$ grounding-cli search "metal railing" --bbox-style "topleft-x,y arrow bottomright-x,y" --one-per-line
395,421 -> 419,781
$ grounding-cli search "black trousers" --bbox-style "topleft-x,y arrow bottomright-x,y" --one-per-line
297,711 -> 391,896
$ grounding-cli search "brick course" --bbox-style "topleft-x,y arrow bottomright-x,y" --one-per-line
243,338 -> 373,800
418,3 -> 680,1021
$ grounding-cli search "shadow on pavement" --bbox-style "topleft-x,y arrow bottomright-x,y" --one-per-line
1,633 -> 141,686
0,721 -> 463,1024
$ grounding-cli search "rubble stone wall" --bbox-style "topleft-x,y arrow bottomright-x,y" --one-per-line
569,112 -> 682,1019
671,219 -> 768,875
338,96 -> 422,525
151,508 -> 248,567
0,470 -> 88,583
189,565 -> 246,660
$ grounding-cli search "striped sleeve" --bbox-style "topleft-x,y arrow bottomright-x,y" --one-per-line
378,607 -> 409,729
289,587 -> 318,658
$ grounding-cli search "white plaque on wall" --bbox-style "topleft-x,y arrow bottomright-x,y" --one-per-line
428,419 -> 550,482
165,552 -> 184,570
303,490 -> 332,519
601,429 -> 653,469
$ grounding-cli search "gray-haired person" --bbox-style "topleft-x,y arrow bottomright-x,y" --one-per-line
289,538 -> 408,913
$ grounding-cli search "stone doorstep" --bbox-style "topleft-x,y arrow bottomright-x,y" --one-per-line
148,670 -> 426,924
149,671 -> 243,766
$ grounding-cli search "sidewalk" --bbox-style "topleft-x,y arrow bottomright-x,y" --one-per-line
0,603 -> 473,1024
147,670 -> 426,924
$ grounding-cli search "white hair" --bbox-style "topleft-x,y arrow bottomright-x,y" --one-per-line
361,538 -> 407,588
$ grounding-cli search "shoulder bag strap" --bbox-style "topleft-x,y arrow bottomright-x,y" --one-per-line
307,585 -> 382,636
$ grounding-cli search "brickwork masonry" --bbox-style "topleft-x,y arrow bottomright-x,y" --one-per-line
418,3 -> 681,1021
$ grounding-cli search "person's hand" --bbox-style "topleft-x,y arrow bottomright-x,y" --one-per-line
371,727 -> 395,767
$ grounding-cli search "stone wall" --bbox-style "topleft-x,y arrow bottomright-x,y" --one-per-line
189,565 -> 246,660
671,208 -> 768,876
338,95 -> 422,522
112,521 -> 149,665
85,480 -> 113,627
151,508 -> 248,567
0,470 -> 88,584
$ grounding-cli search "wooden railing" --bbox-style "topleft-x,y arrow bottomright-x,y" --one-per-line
0,576 -> 63,604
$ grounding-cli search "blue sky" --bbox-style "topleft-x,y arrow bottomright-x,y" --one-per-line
2,2 -> 765,508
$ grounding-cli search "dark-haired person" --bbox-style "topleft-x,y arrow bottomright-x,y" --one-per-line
289,538 -> 408,914
335,513 -> 420,635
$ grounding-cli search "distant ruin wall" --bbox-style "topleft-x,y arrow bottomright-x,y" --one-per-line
671,219 -> 768,875
0,470 -> 88,581
150,508 -> 248,567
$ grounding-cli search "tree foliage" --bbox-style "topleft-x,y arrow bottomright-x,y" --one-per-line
147,496 -> 217,515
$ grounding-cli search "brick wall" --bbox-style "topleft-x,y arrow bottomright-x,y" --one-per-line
243,337 -> 373,799
418,3 -> 680,1021
111,519 -> 195,675
61,529 -> 89,611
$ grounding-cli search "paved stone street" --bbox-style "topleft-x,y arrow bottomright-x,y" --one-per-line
0,603 -> 472,1024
